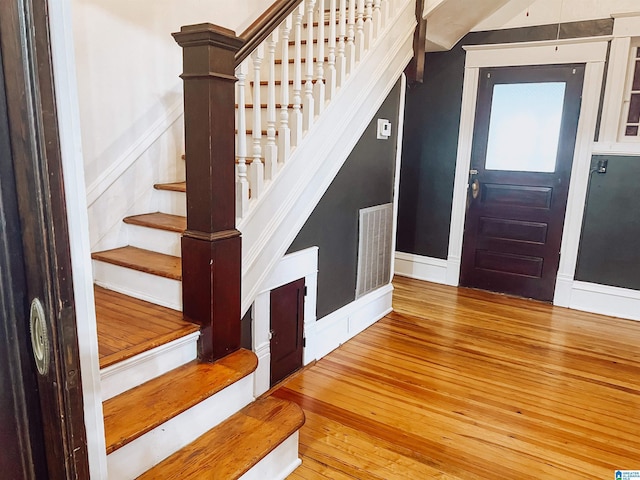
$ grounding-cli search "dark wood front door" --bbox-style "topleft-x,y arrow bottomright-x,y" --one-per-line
0,0 -> 89,477
460,64 -> 584,302
270,278 -> 305,386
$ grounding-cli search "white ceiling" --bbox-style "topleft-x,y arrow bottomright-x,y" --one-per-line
423,0 -> 534,51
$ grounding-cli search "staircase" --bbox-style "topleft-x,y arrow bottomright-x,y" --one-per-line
90,0 -> 418,477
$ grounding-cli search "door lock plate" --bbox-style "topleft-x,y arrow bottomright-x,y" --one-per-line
29,298 -> 50,376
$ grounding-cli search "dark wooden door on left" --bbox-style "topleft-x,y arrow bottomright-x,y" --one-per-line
0,0 -> 89,476
270,278 -> 305,386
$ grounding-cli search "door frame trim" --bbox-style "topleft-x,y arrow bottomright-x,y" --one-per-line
445,37 -> 609,306
47,0 -> 108,476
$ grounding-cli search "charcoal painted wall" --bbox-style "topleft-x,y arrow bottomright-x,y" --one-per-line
575,155 -> 640,290
287,79 -> 402,319
395,20 -> 613,260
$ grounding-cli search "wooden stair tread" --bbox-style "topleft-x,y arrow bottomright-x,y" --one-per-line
103,349 -> 258,454
137,396 -> 305,479
95,286 -> 198,369
123,212 -> 186,233
154,181 -> 186,192
91,246 -> 181,280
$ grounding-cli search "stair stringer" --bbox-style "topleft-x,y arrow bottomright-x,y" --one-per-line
239,0 -> 417,315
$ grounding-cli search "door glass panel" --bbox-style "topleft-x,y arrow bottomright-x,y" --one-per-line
485,82 -> 566,173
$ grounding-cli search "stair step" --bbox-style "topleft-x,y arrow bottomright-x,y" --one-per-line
95,286 -> 197,370
104,349 -> 258,455
124,212 -> 186,233
154,181 -> 186,193
92,246 -> 181,281
137,396 -> 305,479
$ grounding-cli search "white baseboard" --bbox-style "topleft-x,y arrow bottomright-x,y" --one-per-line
310,284 -> 393,360
100,333 -> 199,401
566,281 -> 640,322
394,252 -> 448,283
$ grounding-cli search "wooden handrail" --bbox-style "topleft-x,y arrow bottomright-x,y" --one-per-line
236,0 -> 304,65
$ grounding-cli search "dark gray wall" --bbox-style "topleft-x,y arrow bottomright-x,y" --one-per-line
575,156 -> 640,290
396,20 -> 613,259
287,80 -> 402,318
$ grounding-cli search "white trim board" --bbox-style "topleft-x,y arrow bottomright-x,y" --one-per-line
48,0 -> 108,477
447,38 -> 608,304
85,101 -> 184,207
394,252 -> 448,284
566,281 -> 640,322
311,284 -> 393,360
389,74 -> 408,278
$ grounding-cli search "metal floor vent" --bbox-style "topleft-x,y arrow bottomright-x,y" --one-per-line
356,203 -> 393,299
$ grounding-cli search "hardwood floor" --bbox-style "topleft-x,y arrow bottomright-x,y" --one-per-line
275,276 -> 640,479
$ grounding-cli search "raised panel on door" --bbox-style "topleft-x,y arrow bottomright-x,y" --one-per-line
270,278 -> 304,386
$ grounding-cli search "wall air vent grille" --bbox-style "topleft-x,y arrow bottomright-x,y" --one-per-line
356,203 -> 393,299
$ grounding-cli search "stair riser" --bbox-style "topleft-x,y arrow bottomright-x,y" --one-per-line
100,333 -> 198,401
238,433 -> 301,480
93,260 -> 182,311
106,374 -> 254,480
153,189 -> 186,217
127,224 -> 182,257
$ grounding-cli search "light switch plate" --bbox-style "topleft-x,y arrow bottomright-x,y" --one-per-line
377,119 -> 391,140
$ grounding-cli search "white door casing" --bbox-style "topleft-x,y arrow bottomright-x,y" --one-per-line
446,36 -> 609,306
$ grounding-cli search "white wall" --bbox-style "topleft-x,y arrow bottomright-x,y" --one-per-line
71,0 -> 272,248
475,0 -> 640,31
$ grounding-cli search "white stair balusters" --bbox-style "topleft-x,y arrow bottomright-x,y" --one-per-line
327,0 -> 338,100
236,61 -> 249,217
231,0 -> 400,222
373,0 -> 382,36
314,0 -> 326,113
356,0 -> 365,61
265,29 -> 278,181
381,0 -> 390,30
346,0 -> 356,74
278,17 -> 292,164
364,0 -> 373,49
303,0 -> 317,132
291,4 -> 304,146
337,0 -> 347,84
249,44 -> 265,199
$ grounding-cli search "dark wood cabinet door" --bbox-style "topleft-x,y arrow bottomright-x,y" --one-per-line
460,64 -> 584,301
270,278 -> 305,386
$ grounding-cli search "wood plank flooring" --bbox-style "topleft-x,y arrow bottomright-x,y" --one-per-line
275,276 -> 640,479
95,286 -> 198,369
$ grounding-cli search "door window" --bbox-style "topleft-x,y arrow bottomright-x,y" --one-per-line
485,82 -> 566,173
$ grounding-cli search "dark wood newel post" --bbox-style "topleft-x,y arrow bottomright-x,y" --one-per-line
173,24 -> 244,362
